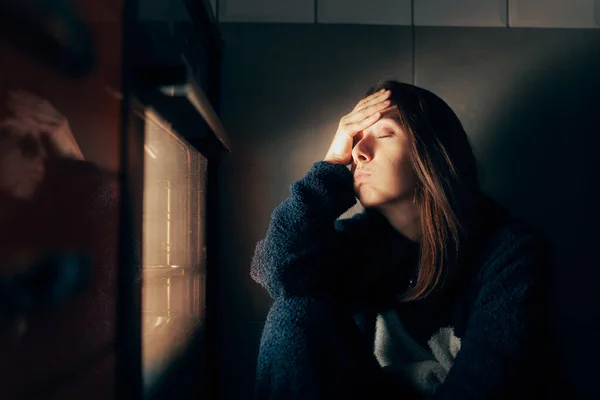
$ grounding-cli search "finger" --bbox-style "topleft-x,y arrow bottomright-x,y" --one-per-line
343,111 -> 381,135
8,96 -> 60,118
7,95 -> 62,123
352,89 -> 390,111
354,89 -> 391,112
10,109 -> 62,127
344,99 -> 390,124
351,89 -> 385,111
7,93 -> 46,115
5,117 -> 59,142
9,90 -> 56,114
8,95 -> 60,122
7,89 -> 46,107
0,117 -> 36,137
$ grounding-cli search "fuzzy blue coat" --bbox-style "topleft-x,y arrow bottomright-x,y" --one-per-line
251,161 -> 554,399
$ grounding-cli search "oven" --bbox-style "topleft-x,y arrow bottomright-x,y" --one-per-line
0,0 -> 225,398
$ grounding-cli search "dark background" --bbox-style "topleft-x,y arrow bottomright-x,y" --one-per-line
216,13 -> 600,400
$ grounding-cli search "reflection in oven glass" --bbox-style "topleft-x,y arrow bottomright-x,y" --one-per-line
141,110 -> 206,392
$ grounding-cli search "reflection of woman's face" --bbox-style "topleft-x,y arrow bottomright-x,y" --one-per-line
0,130 -> 46,200
350,107 -> 417,208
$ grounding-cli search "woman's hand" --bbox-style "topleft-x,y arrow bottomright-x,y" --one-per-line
6,90 -> 84,160
324,88 -> 391,165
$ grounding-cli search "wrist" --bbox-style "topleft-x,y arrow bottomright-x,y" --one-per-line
323,156 -> 346,165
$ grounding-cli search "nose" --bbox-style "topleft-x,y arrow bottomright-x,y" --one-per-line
351,136 -> 372,164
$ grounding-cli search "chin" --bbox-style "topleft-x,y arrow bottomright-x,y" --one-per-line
13,184 -> 39,201
356,191 -> 384,208
359,200 -> 385,209
357,187 -> 407,209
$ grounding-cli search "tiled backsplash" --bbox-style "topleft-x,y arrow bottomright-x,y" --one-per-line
211,0 -> 600,28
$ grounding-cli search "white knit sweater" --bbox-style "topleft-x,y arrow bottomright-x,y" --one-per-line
373,308 -> 462,397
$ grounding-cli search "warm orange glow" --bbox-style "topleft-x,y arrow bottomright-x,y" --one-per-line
141,109 -> 207,393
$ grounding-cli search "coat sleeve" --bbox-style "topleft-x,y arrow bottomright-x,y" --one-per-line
250,161 -> 366,299
431,224 -> 551,399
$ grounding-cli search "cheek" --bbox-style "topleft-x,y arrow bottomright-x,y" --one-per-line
13,182 -> 38,199
0,151 -> 21,182
401,159 -> 417,182
393,156 -> 417,190
0,151 -> 40,185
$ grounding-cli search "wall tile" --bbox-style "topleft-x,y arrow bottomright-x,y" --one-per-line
317,0 -> 412,25
414,0 -> 508,27
219,0 -> 314,23
509,0 -> 600,28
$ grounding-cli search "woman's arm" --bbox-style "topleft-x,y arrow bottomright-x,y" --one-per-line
252,89 -> 397,300
250,161 -> 366,299
431,223 -> 551,399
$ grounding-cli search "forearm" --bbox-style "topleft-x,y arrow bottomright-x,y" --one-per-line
250,161 -> 358,299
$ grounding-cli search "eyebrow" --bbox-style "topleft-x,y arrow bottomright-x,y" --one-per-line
365,118 -> 398,134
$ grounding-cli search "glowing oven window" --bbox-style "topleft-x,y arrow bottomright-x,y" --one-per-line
141,110 -> 207,392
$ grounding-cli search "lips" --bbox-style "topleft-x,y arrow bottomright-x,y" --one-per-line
354,171 -> 371,182
26,170 -> 44,182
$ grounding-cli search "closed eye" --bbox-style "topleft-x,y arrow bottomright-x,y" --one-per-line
375,129 -> 395,139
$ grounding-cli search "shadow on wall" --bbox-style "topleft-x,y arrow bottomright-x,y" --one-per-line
483,44 -> 600,399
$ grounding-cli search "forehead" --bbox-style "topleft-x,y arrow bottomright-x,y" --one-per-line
380,105 -> 401,119
363,105 -> 403,133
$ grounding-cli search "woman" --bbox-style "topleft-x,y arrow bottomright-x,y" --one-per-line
250,81 -> 553,399
0,89 -> 84,203
0,90 -> 119,399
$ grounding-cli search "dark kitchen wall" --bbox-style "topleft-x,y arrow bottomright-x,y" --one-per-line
217,22 -> 600,400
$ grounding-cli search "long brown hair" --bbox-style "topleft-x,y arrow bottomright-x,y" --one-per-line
364,80 -> 483,302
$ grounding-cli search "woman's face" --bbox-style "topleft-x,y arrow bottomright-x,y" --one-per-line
0,127 -> 46,200
350,106 -> 417,208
